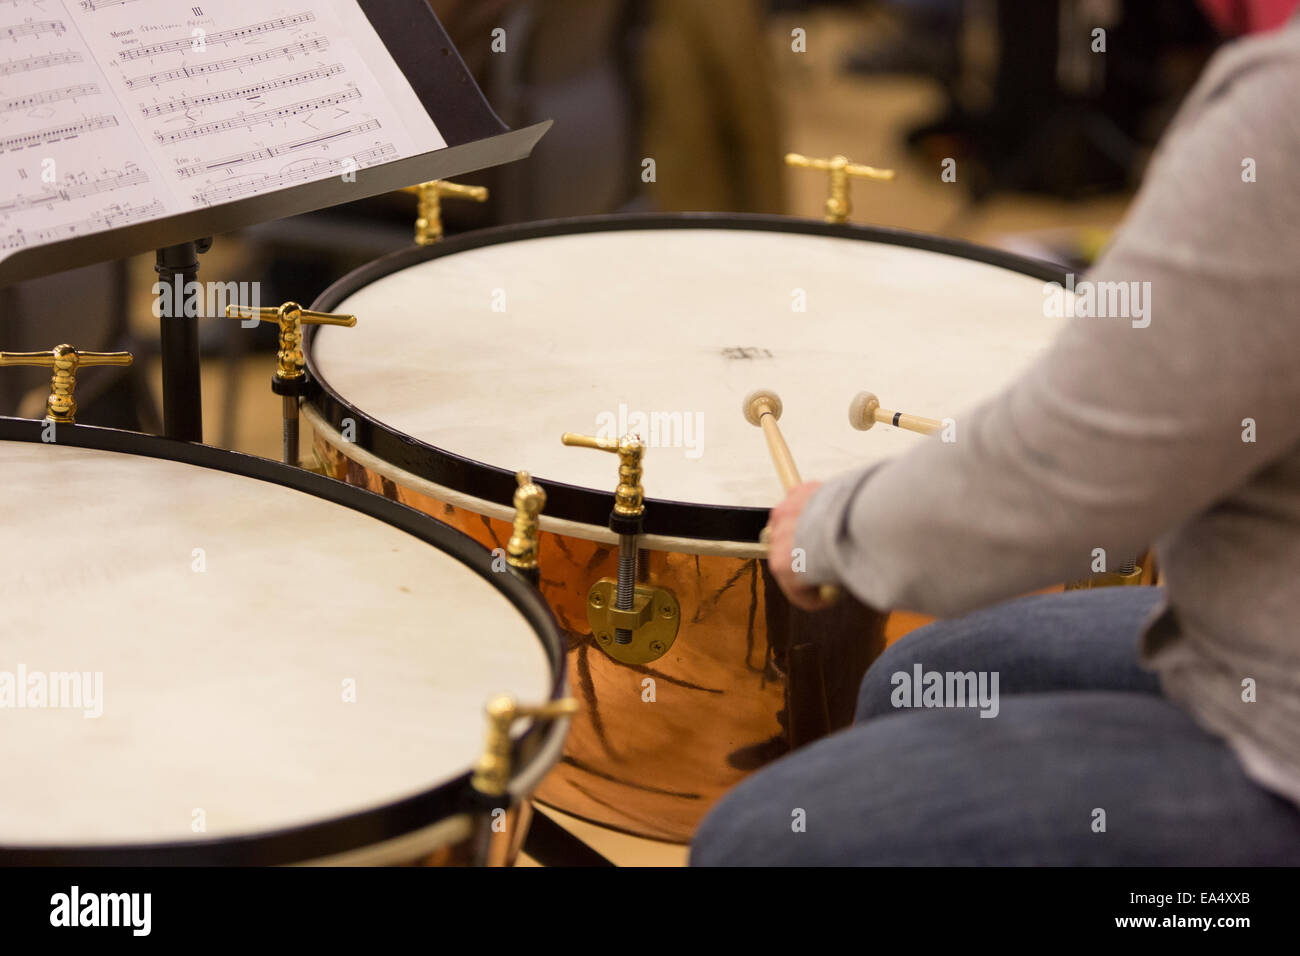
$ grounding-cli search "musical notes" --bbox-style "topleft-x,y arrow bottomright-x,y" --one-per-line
191,145 -> 396,206
2,83 -> 100,113
0,115 -> 118,153
1,0 -> 446,265
153,88 -> 361,144
0,50 -> 83,77
123,38 -> 330,90
141,65 -> 344,118
0,166 -> 150,215
1,20 -> 65,41
1,200 -> 165,252
174,119 -> 380,179
118,13 -> 316,61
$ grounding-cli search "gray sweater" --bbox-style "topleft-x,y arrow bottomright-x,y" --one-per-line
797,22 -> 1300,806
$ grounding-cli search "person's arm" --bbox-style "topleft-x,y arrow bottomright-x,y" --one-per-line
792,48 -> 1300,617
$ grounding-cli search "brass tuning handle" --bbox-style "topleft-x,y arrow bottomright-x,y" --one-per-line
471,695 -> 579,798
401,179 -> 489,246
562,432 -> 665,655
561,432 -> 646,518
785,152 -> 895,224
224,301 -> 356,382
506,470 -> 546,575
0,344 -> 133,423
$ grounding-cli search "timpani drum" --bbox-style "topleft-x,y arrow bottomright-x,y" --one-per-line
0,416 -> 567,865
302,214 -> 1068,842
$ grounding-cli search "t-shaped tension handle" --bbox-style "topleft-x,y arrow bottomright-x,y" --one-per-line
0,344 -> 133,423
785,152 -> 895,224
471,694 -> 579,798
401,179 -> 489,246
506,470 -> 547,578
224,301 -> 356,383
561,432 -> 646,519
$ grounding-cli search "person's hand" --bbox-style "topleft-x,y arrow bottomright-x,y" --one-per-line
767,481 -> 831,612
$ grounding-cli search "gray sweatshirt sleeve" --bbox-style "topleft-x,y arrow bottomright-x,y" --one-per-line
794,40 -> 1300,617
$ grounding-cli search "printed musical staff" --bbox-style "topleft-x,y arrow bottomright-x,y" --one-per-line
0,0 -> 447,265
123,38 -> 329,90
141,64 -> 344,118
174,119 -> 379,179
2,83 -> 100,113
1,19 -> 65,41
154,88 -> 360,144
0,115 -> 118,153
0,50 -> 83,77
0,166 -> 149,214
118,12 -> 315,61
1,199 -> 165,251
191,143 -> 394,205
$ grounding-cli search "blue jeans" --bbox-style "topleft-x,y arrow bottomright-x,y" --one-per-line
691,587 -> 1300,865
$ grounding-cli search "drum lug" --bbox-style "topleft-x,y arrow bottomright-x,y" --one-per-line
224,301 -> 356,465
506,470 -> 546,586
586,579 -> 680,665
471,695 -> 579,799
785,151 -> 895,224
400,179 -> 489,246
224,301 -> 356,384
0,344 -> 133,424
560,431 -> 645,518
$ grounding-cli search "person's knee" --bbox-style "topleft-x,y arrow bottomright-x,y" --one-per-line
855,588 -> 1165,720
854,609 -> 1002,721
690,786 -> 780,866
688,801 -> 742,866
691,738 -> 857,865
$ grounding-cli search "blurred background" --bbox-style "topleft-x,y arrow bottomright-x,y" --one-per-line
2,0 -> 1294,457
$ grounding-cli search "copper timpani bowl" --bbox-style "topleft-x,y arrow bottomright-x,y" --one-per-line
303,213 -> 1068,842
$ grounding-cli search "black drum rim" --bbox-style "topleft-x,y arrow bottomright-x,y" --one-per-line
305,212 -> 1068,543
0,417 -> 567,866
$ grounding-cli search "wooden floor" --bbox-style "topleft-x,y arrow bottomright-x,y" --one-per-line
115,8 -> 1132,866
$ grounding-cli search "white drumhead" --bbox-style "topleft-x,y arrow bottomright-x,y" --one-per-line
0,441 -> 552,849
313,228 -> 1065,510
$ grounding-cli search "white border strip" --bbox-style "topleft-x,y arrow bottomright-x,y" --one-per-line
303,406 -> 768,559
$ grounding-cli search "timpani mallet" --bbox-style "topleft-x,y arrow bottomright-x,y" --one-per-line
848,390 -> 943,436
742,389 -> 841,606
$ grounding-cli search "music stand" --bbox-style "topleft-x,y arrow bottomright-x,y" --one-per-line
0,0 -> 550,442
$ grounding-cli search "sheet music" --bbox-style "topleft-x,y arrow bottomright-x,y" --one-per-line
0,0 -> 447,262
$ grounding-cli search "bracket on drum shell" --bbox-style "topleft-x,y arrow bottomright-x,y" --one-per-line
560,431 -> 681,665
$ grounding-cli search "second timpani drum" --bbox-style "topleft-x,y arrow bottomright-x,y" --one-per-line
0,417 -> 567,865
302,213 -> 1069,841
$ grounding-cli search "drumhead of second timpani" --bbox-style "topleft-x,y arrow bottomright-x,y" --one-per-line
0,441 -> 552,850
311,227 -> 1067,512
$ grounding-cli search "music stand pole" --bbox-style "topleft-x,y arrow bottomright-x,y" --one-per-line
155,238 -> 210,443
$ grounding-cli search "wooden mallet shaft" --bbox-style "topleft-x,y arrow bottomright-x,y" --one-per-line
743,389 -> 841,606
849,391 -> 942,436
